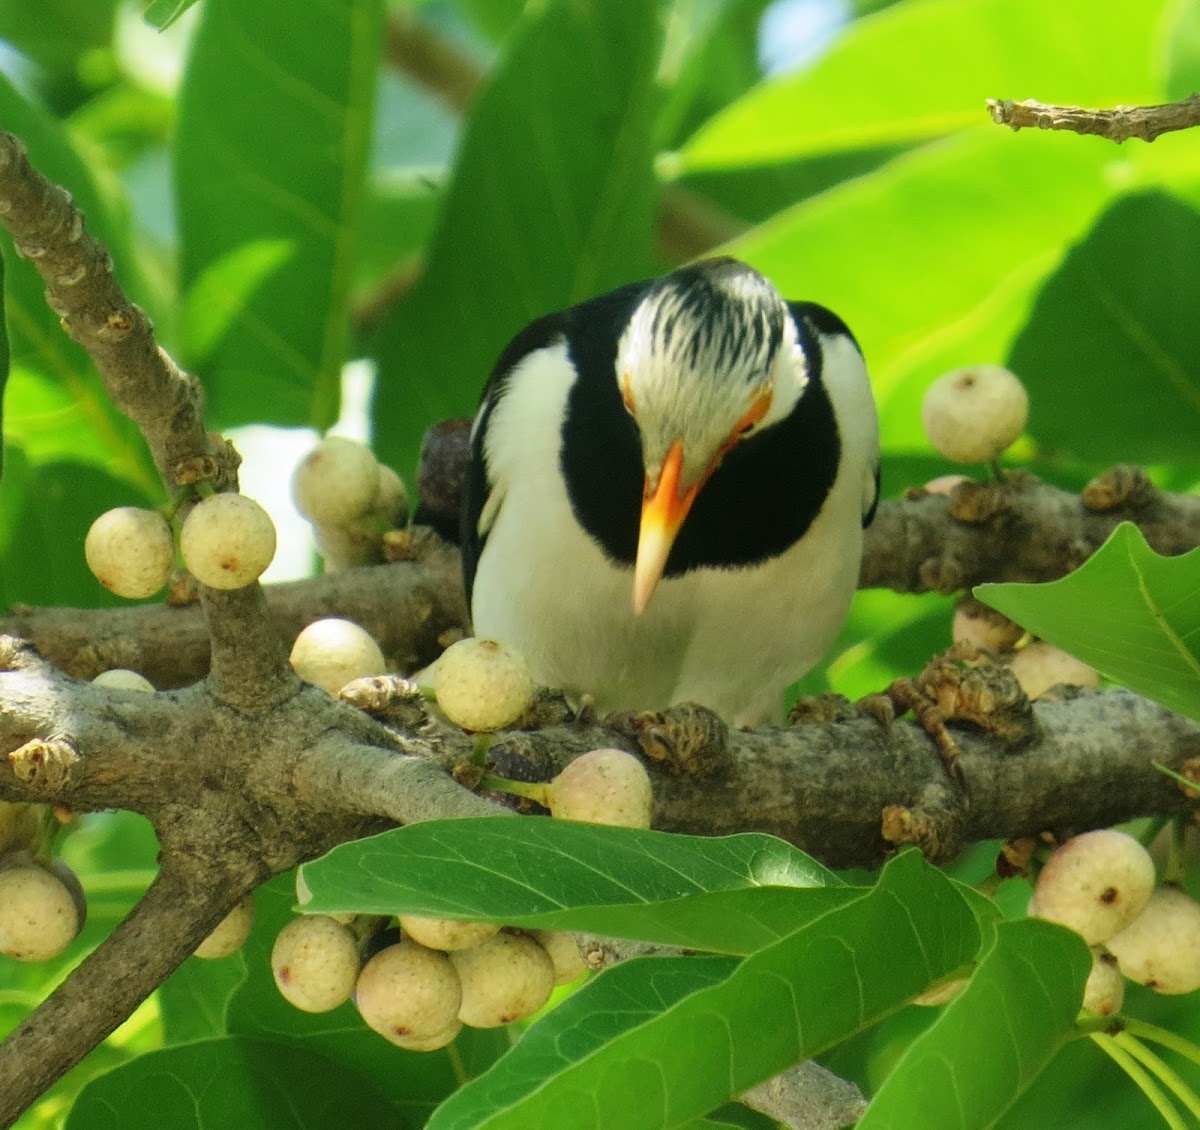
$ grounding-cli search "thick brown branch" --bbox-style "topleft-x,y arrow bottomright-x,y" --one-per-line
412,689 -> 1200,869
862,469 -> 1200,593
0,540 -> 468,689
294,734 -> 512,825
0,133 -> 229,492
987,94 -> 1200,144
4,469 -> 1197,689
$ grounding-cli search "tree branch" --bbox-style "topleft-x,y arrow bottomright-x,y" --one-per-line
5,465 -> 1197,691
0,133 -> 231,493
987,94 -> 1200,144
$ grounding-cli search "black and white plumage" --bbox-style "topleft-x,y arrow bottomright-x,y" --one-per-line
462,257 -> 880,726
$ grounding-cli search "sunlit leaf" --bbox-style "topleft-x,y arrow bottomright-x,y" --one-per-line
425,851 -> 979,1130
977,523 -> 1200,721
176,0 -> 383,429
299,820 -> 846,955
677,0 -> 1166,170
369,0 -> 663,477
1009,192 -> 1200,465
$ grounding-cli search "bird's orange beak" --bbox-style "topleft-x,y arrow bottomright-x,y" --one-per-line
633,440 -> 698,615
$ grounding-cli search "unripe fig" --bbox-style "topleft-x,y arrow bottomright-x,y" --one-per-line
355,940 -> 462,1041
92,668 -> 155,693
1107,886 -> 1200,994
0,864 -> 81,961
951,598 -> 1023,654
195,894 -> 254,959
292,437 -> 380,524
387,1021 -> 462,1052
433,638 -> 534,732
532,930 -> 588,985
549,748 -> 653,828
272,915 -> 361,1012
290,617 -> 387,696
450,931 -> 555,1028
1009,642 -> 1099,700
371,465 -> 408,525
922,364 -> 1029,464
1081,948 -> 1124,1016
84,507 -> 174,599
398,914 -> 500,952
180,494 -> 276,590
48,859 -> 87,934
313,521 -> 380,571
1032,829 -> 1155,944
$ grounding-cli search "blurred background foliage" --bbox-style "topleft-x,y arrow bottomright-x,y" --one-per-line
0,0 -> 1198,1125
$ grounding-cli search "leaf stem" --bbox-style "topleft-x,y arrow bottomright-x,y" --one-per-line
1113,1032 -> 1200,1120
1123,1018 -> 1200,1071
1091,1032 -> 1186,1130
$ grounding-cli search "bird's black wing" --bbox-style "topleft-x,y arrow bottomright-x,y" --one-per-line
790,301 -> 881,528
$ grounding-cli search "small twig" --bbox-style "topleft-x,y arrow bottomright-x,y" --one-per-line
987,94 -> 1200,144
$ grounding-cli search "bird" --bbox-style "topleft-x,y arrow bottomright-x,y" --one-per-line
461,257 -> 879,727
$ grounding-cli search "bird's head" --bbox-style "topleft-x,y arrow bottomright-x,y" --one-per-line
614,258 -> 809,613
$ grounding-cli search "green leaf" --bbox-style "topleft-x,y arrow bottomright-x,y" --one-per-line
175,0 -> 383,429
369,0 -> 663,478
1008,192 -> 1200,465
143,0 -> 198,30
676,0 -> 1167,170
859,918 -> 1090,1129
0,458 -> 157,609
297,819 -> 848,955
0,0 -> 118,73
725,129 -> 1119,432
425,851 -> 981,1130
976,523 -> 1200,721
655,0 -> 773,151
65,1037 -> 405,1129
158,954 -> 247,1044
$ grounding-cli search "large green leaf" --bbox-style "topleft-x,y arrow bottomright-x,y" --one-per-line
297,819 -> 847,955
175,0 -> 383,429
425,851 -> 980,1130
859,918 -> 1090,1128
369,0 -> 663,478
0,0 -> 118,75
65,1037 -> 405,1130
676,0 -> 1167,170
1008,191 -> 1200,465
654,0 -> 773,152
976,523 -> 1200,721
725,129 -> 1119,436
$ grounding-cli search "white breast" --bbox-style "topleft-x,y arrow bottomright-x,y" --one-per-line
471,333 -> 877,726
